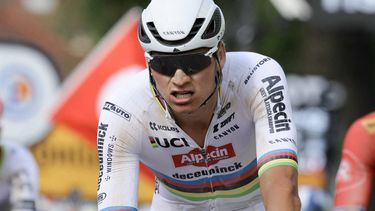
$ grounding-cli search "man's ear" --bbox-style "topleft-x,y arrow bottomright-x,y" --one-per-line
217,41 -> 226,68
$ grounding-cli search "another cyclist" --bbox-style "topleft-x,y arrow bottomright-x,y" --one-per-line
0,98 -> 39,211
97,0 -> 300,210
334,111 -> 375,211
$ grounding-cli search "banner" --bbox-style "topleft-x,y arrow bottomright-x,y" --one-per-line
34,8 -> 155,202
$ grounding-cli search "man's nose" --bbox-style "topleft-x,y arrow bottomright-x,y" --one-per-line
171,69 -> 190,85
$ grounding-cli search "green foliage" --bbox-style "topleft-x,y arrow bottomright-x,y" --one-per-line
50,0 -> 149,42
252,0 -> 305,71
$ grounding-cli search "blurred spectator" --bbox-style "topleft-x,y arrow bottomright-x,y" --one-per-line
0,98 -> 40,211
287,74 -> 346,211
334,111 -> 375,211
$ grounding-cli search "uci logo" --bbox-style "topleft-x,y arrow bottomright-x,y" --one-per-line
149,136 -> 190,148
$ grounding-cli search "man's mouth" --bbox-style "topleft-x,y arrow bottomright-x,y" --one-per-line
173,91 -> 193,98
170,91 -> 194,104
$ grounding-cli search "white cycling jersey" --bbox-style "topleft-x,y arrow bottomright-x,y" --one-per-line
97,52 -> 298,211
0,142 -> 39,211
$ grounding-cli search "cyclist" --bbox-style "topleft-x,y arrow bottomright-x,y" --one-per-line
0,98 -> 39,211
97,0 -> 300,210
334,111 -> 375,211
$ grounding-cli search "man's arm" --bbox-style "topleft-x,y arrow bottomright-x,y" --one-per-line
97,102 -> 142,211
246,56 -> 300,210
260,165 -> 300,211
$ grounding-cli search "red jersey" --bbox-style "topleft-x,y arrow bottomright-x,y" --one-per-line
334,111 -> 375,210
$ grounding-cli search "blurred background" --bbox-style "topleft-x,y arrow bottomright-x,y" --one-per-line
0,0 -> 374,210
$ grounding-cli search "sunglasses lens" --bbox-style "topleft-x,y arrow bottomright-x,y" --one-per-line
149,53 -> 212,76
149,57 -> 177,76
181,54 -> 212,74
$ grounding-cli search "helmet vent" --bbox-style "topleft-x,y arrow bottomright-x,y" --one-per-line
146,22 -> 162,40
147,18 -> 205,46
138,18 -> 151,44
202,8 -> 222,39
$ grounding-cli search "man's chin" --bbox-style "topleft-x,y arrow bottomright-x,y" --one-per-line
169,104 -> 197,115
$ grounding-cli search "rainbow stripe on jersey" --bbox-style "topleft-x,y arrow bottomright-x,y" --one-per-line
152,159 -> 259,201
152,149 -> 297,201
257,149 -> 298,176
100,206 -> 137,211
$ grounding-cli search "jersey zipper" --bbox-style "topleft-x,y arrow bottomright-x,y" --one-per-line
201,148 -> 215,195
201,148 -> 207,160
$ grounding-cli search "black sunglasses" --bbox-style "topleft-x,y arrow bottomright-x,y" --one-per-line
147,47 -> 217,77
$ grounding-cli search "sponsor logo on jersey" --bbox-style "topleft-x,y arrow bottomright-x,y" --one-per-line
97,122 -> 108,191
172,143 -> 235,167
214,124 -> 240,140
260,76 -> 291,133
149,136 -> 190,148
106,143 -> 114,174
213,112 -> 235,133
172,162 -> 243,180
244,57 -> 271,85
268,138 -> 296,146
217,102 -> 231,119
97,192 -> 107,204
149,122 -> 179,133
103,102 -> 131,121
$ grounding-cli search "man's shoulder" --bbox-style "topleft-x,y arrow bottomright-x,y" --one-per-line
225,51 -> 280,70
226,51 -> 274,61
100,69 -> 151,105
223,51 -> 283,85
99,69 -> 155,120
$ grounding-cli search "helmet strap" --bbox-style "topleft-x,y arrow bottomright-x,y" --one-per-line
198,54 -> 222,108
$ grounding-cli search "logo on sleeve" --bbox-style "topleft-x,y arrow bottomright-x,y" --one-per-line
244,57 -> 271,85
172,144 -> 235,167
103,102 -> 131,121
261,76 -> 291,133
268,138 -> 296,146
97,192 -> 107,204
97,122 -> 108,191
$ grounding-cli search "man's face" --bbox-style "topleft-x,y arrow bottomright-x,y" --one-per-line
150,48 -> 217,115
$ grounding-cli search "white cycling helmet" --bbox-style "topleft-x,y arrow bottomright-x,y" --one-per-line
138,0 -> 225,54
